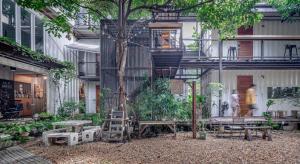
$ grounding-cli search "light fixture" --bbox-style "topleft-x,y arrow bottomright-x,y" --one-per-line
43,76 -> 48,80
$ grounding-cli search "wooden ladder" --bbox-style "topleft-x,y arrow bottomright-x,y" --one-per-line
102,110 -> 125,142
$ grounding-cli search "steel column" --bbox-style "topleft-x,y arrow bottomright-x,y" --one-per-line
192,81 -> 196,139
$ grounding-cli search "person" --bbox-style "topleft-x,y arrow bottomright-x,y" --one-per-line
245,84 -> 257,117
231,90 -> 240,117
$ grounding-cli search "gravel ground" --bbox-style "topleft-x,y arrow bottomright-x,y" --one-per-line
22,131 -> 300,164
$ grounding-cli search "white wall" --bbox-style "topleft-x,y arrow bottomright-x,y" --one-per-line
209,70 -> 300,117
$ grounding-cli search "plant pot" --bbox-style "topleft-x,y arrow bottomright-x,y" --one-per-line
199,131 -> 207,140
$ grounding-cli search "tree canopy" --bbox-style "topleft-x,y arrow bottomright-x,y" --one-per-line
268,0 -> 300,21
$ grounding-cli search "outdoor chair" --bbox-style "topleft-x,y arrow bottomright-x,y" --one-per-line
227,46 -> 237,60
284,44 -> 298,60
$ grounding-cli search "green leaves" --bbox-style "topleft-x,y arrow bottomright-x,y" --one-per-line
0,36 -> 59,63
196,0 -> 262,38
268,0 -> 300,21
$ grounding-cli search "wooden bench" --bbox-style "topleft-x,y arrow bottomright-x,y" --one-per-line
244,126 -> 272,141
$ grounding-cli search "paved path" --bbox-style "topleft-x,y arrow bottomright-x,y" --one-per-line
0,146 -> 51,164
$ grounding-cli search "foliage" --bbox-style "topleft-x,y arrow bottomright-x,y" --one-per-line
196,0 -> 263,38
266,99 -> 275,111
130,79 -> 194,121
39,112 -> 53,118
0,36 -> 59,63
263,112 -> 279,130
48,61 -> 76,108
58,100 -> 80,117
268,0 -> 300,21
78,100 -> 86,114
72,113 -> 105,126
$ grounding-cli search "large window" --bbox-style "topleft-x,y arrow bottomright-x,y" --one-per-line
151,29 -> 181,49
2,0 -> 16,40
35,17 -> 44,53
21,8 -> 31,48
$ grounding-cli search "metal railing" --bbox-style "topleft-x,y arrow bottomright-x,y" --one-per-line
183,38 -> 300,61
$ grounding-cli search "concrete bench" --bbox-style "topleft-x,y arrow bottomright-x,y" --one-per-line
44,132 -> 79,146
82,126 -> 101,143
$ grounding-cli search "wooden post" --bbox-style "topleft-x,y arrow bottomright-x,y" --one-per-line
192,81 -> 196,139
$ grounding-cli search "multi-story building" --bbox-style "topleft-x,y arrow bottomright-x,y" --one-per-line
188,3 -> 300,117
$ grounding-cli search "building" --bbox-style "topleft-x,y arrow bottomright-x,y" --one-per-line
0,0 -> 77,117
196,4 -> 300,117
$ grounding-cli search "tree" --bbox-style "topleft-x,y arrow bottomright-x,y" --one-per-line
268,0 -> 300,21
16,0 -> 263,116
196,0 -> 262,38
49,61 -> 76,114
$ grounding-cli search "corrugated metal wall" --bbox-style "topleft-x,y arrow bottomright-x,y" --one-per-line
209,70 -> 300,117
101,36 -> 151,98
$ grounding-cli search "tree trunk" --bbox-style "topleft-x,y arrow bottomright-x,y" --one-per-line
116,0 -> 127,116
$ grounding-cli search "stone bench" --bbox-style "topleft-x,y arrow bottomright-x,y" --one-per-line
82,126 -> 101,143
42,128 -> 67,145
44,132 -> 79,146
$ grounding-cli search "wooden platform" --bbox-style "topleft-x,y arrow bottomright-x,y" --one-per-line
139,121 -> 176,138
202,117 -> 300,125
0,146 -> 51,164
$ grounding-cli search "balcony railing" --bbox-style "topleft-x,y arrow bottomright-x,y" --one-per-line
78,61 -> 99,77
183,35 -> 300,61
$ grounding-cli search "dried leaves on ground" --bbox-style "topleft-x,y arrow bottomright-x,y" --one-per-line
22,131 -> 300,164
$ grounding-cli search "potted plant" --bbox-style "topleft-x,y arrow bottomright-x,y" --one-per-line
198,121 -> 207,140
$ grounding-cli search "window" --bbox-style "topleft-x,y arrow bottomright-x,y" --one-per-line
21,8 -> 31,48
35,17 -> 43,53
2,0 -> 16,40
151,29 -> 181,49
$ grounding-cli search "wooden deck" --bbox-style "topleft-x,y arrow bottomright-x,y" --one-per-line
201,117 -> 300,125
139,121 -> 176,138
0,146 -> 51,164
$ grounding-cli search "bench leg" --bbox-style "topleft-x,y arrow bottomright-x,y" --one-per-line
68,134 -> 78,146
245,129 -> 252,141
267,129 -> 272,141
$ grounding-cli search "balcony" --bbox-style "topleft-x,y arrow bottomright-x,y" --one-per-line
78,61 -> 100,81
73,13 -> 100,39
180,35 -> 300,69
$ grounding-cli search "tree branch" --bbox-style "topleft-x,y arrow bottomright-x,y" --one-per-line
126,0 -> 171,18
174,0 -> 214,12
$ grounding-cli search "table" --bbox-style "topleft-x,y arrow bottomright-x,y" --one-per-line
52,120 -> 92,133
139,121 -> 176,138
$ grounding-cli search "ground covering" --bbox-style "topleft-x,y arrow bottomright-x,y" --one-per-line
22,131 -> 300,164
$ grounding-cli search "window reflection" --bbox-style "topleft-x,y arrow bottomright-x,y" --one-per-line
21,8 -> 31,48
2,0 -> 16,40
35,17 -> 44,53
